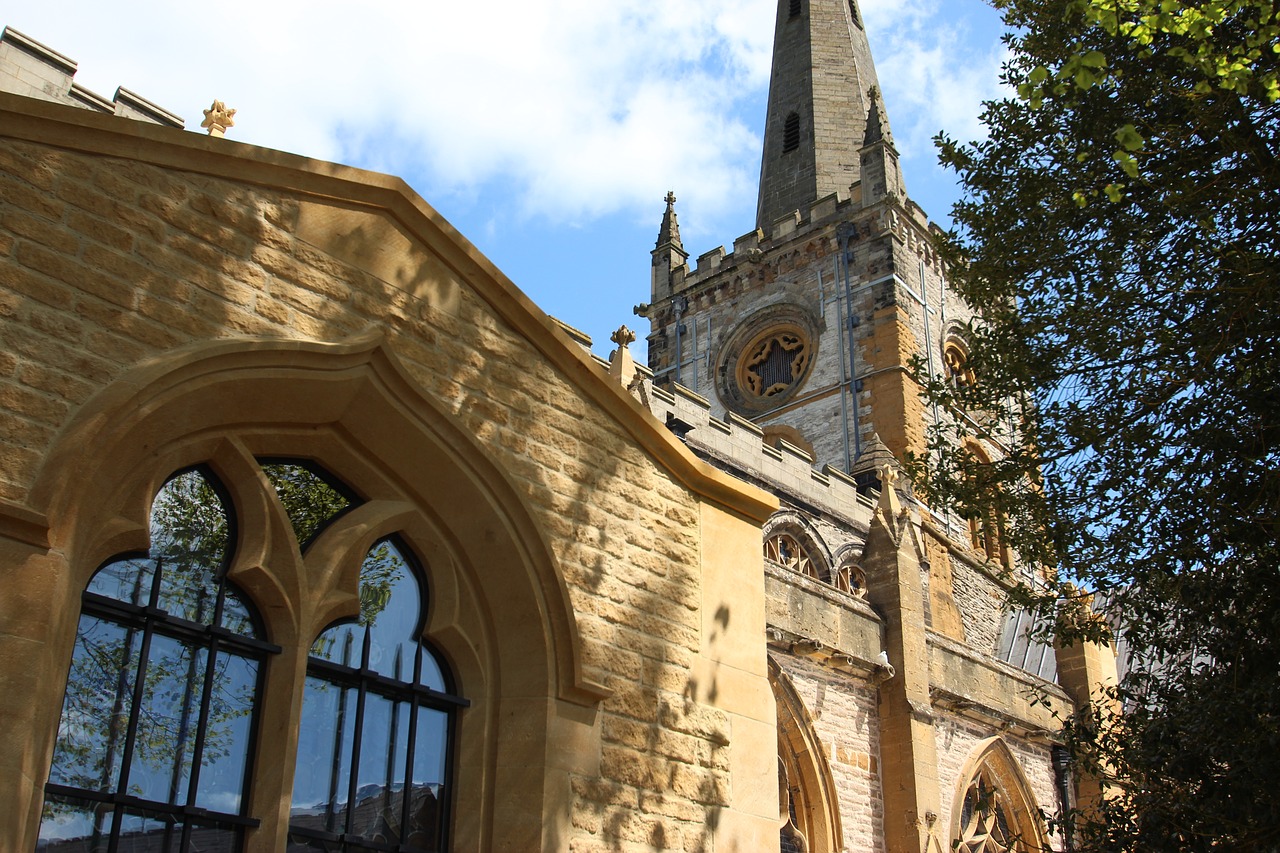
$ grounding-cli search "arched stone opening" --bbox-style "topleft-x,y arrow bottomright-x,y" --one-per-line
770,657 -> 843,853
948,737 -> 1048,853
11,334 -> 601,851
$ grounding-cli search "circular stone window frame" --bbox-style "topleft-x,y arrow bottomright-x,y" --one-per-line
716,306 -> 819,416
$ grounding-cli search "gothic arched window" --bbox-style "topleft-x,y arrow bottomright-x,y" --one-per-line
963,443 -> 1007,566
832,560 -> 868,598
950,738 -> 1047,853
38,469 -> 277,851
287,539 -> 464,852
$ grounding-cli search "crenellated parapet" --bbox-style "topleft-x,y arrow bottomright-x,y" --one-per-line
0,26 -> 183,127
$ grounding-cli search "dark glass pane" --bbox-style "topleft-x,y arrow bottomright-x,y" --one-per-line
116,808 -> 178,852
37,792 -> 111,851
149,472 -> 230,624
49,615 -> 140,793
312,542 -> 427,680
195,652 -> 259,814
126,634 -> 205,804
218,588 -> 258,639
292,679 -> 357,834
85,556 -> 154,605
406,708 -> 448,850
261,462 -> 352,549
411,707 -> 448,792
184,823 -> 239,853
349,693 -> 406,843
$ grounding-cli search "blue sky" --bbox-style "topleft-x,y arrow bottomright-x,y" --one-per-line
8,0 -> 1008,360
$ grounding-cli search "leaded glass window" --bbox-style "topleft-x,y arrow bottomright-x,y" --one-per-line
38,469 -> 277,852
287,539 -> 464,853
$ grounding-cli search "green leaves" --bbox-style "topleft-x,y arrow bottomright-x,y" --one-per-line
927,0 -> 1280,848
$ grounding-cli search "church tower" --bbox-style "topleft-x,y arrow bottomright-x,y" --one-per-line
640,0 -> 965,482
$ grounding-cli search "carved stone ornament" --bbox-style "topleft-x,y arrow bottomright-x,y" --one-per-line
201,100 -> 237,137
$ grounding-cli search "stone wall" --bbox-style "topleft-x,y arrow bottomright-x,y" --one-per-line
775,653 -> 885,852
0,99 -> 778,851
934,714 -> 1062,851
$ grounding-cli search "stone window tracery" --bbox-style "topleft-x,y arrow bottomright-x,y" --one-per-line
944,341 -> 976,390
717,309 -> 818,416
39,459 -> 463,853
765,533 -> 819,580
956,769 -> 1016,853
288,538 -> 462,853
949,738 -> 1047,853
832,562 -> 867,598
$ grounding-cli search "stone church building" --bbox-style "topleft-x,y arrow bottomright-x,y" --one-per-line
0,2 -> 1115,851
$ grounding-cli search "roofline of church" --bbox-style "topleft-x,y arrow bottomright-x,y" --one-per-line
0,92 -> 778,526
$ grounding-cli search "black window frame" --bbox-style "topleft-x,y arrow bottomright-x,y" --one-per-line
41,467 -> 279,853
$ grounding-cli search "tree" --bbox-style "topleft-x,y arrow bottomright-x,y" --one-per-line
912,1 -> 1280,849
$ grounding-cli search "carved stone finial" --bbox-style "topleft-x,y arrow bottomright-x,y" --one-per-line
878,461 -> 902,517
665,191 -> 677,206
608,325 -> 646,402
610,325 -> 636,347
202,100 -> 236,137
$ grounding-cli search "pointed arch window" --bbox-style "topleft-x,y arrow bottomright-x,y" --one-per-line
288,538 -> 465,853
962,443 -> 1008,566
944,341 -> 976,391
832,560 -> 868,598
38,469 -> 278,851
950,739 -> 1047,853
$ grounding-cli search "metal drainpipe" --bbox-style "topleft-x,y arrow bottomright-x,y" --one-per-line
1052,744 -> 1074,852
829,261 -> 852,476
672,295 -> 688,386
838,223 -> 861,470
921,258 -> 942,437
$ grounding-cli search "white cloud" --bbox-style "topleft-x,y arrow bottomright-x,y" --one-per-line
8,0 -> 1001,237
11,1 -> 777,232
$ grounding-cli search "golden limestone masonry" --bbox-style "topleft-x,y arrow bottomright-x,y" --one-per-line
0,5 -> 1116,852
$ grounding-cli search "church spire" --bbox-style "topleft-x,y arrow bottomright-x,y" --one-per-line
655,190 -> 683,252
650,191 -> 688,303
756,0 -> 888,229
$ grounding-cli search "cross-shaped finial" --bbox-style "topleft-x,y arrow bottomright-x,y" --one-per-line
665,191 -> 677,206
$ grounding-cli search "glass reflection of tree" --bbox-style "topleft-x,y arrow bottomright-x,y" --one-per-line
39,469 -> 277,853
288,540 -> 465,853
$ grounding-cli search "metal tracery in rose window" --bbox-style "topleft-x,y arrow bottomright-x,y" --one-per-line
764,533 -> 819,580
